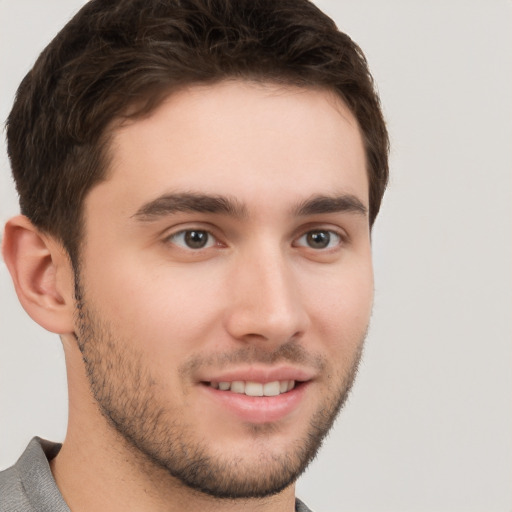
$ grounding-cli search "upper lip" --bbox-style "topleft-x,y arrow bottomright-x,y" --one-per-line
198,365 -> 316,384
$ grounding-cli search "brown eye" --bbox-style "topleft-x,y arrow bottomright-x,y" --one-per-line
184,230 -> 209,249
307,231 -> 330,249
168,230 -> 215,249
296,230 -> 341,250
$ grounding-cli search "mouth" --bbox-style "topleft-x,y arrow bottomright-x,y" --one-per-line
198,373 -> 310,423
206,380 -> 297,397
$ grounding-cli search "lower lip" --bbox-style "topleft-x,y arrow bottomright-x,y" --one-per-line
200,383 -> 309,424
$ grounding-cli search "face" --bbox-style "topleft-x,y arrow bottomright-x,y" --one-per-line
74,81 -> 373,498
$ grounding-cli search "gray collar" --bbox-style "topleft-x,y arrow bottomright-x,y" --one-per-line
16,437 -> 70,512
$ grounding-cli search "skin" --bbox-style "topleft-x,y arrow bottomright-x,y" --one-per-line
3,81 -> 373,512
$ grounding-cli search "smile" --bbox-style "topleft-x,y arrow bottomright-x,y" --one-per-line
209,380 -> 296,396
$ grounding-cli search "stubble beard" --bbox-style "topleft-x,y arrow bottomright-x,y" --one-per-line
74,281 -> 366,499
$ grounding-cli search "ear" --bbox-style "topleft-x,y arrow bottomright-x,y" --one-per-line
2,215 -> 75,334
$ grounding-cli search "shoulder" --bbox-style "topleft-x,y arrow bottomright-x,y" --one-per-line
0,464 -> 35,512
0,437 -> 67,512
296,497 -> 315,512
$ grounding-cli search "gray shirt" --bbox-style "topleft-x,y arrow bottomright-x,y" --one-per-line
0,438 -> 313,511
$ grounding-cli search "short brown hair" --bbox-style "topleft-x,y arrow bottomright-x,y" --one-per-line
7,0 -> 389,263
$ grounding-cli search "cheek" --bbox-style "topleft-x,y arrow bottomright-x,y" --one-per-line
304,260 -> 373,352
81,248 -> 225,355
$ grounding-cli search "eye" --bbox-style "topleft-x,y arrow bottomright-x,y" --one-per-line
295,229 -> 342,250
167,229 -> 216,250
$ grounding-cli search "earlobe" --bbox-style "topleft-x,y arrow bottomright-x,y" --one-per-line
2,215 -> 76,334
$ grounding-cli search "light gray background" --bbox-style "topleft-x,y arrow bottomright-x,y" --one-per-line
1,1 -> 511,511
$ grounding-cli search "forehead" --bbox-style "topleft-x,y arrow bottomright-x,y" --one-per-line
90,80 -> 368,218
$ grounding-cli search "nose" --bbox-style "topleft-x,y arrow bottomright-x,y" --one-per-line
223,246 -> 310,345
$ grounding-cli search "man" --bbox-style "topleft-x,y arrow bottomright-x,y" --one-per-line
0,0 -> 388,510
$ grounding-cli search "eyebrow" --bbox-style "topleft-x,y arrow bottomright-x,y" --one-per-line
132,192 -> 248,221
293,194 -> 368,217
132,191 -> 367,222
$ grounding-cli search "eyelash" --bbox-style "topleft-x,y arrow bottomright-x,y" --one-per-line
293,229 -> 344,250
166,229 -> 219,250
165,227 -> 346,252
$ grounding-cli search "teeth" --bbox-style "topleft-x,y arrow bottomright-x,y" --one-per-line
263,381 -> 280,396
245,382 -> 263,396
231,381 -> 245,394
210,380 -> 296,396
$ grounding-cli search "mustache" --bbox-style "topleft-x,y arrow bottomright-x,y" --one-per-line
180,340 -> 326,377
